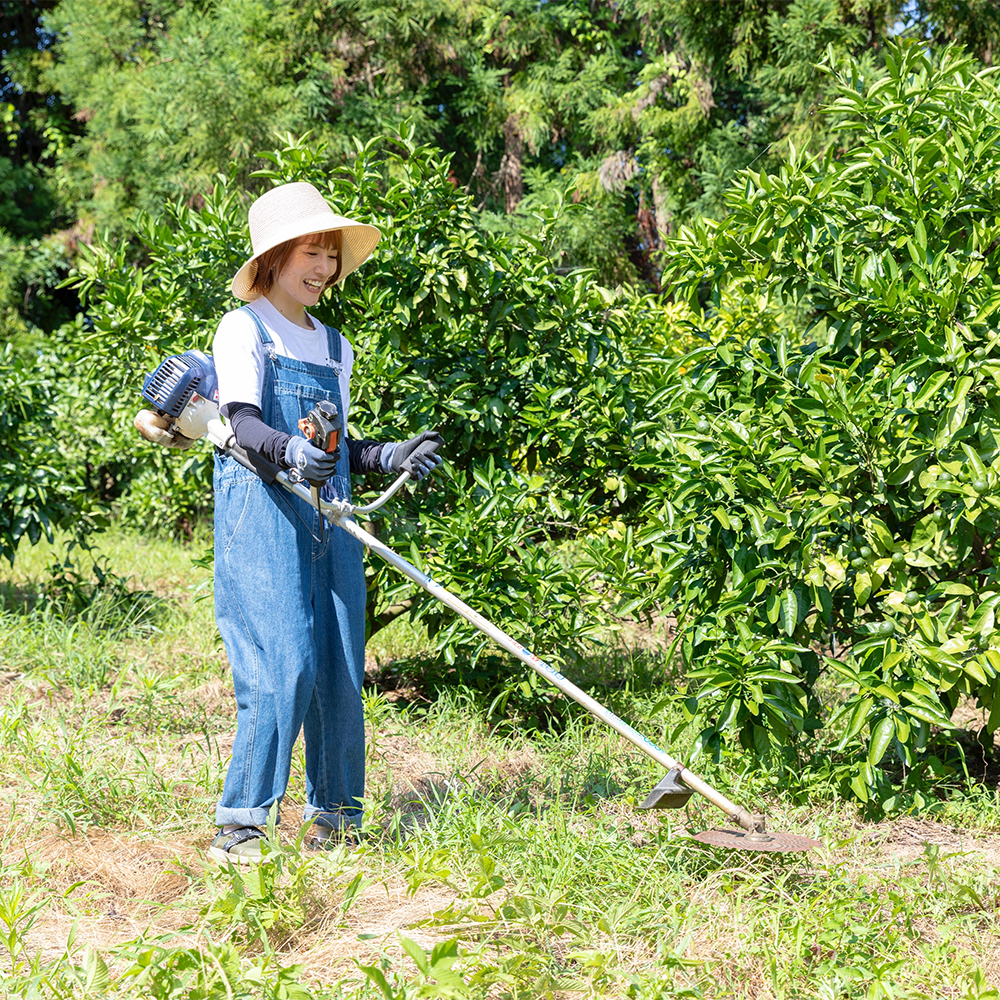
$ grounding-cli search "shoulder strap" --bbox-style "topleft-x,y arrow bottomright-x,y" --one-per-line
325,325 -> 342,364
242,304 -> 274,346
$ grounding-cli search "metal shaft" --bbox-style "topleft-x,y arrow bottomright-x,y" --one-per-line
268,468 -> 755,832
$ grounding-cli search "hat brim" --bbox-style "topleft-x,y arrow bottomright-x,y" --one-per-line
230,218 -> 381,302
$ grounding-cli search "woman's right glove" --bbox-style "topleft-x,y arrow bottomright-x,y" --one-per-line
285,436 -> 339,482
383,431 -> 444,481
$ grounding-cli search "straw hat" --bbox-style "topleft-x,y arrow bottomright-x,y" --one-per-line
230,182 -> 381,301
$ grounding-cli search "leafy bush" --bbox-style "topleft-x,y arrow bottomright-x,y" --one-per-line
68,127 -> 696,698
614,42 -> 1000,807
0,341 -> 96,565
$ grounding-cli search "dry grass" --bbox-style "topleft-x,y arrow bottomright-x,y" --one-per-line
3,533 -> 1000,997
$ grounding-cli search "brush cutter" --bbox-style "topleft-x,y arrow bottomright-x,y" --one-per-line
138,351 -> 822,854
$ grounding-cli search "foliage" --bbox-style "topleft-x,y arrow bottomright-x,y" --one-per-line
0,153 -> 61,238
8,0 -> 955,286
67,127 -> 693,694
613,42 -> 1000,807
914,0 -> 1000,64
0,341 -> 96,565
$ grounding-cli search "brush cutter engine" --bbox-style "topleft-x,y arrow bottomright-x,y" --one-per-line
140,350 -> 221,442
135,350 -> 282,480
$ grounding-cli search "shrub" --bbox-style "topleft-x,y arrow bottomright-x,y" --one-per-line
612,42 -> 1000,807
68,126 -> 694,697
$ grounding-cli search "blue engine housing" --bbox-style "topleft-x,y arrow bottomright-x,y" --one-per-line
142,350 -> 219,418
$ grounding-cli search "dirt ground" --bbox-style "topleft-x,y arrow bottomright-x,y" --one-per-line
19,727 -> 1000,988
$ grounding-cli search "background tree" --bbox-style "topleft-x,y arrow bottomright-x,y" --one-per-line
915,0 -> 1000,65
606,41 -> 1000,808
7,0 -> 922,280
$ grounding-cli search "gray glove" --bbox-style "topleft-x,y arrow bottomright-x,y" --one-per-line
384,431 -> 444,481
285,436 -> 338,482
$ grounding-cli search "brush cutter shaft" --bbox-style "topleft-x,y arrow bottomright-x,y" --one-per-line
263,463 -> 753,831
217,442 -> 754,832
350,518 -> 752,828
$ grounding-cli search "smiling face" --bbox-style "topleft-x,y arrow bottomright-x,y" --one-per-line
251,230 -> 343,326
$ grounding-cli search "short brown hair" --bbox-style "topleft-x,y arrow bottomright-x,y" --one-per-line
248,229 -> 343,297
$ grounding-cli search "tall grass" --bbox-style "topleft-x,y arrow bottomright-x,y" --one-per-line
0,529 -> 997,997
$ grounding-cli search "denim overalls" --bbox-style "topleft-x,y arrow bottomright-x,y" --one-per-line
213,307 -> 366,832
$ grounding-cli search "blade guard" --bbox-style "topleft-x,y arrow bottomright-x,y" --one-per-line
639,768 -> 695,810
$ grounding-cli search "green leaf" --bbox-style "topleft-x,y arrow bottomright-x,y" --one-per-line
779,588 -> 798,636
934,375 -> 973,450
989,678 -> 1000,734
83,947 -> 111,994
766,592 -> 781,624
812,585 -> 833,623
357,964 -> 398,1000
839,697 -> 874,748
961,443 -> 989,479
868,716 -> 895,766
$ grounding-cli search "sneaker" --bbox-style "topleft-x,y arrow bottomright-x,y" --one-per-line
304,823 -> 360,851
209,826 -> 266,865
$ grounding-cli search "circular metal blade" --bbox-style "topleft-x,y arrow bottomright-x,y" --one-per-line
692,827 -> 823,853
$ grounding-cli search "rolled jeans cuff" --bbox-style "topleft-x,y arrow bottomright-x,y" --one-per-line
214,804 -> 279,828
303,805 -> 362,830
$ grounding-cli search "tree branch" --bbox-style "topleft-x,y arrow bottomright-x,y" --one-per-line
369,596 -> 422,638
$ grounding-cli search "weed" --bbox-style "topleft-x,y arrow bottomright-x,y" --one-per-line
0,878 -> 45,973
203,810 -> 323,953
358,936 -> 470,1000
0,528 -> 999,998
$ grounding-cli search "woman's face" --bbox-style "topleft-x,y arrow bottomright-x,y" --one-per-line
272,238 -> 339,312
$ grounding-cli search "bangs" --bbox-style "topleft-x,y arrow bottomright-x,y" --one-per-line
296,230 -> 342,251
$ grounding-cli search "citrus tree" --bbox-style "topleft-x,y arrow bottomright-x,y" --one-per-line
0,341 -> 99,566
612,42 -> 1000,807
67,127 -> 691,705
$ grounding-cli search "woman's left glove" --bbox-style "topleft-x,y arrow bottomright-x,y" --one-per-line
383,431 -> 444,481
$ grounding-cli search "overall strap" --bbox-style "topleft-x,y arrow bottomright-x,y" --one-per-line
242,304 -> 275,347
325,325 -> 343,365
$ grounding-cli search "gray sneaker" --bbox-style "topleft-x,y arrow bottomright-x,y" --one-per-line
209,826 -> 266,865
304,823 -> 360,851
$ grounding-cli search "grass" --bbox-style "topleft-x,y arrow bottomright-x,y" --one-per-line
0,530 -> 998,997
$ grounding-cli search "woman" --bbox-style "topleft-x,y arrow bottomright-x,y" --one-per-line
208,182 -> 441,863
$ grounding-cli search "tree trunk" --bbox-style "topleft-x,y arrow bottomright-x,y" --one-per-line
498,114 -> 524,213
651,173 -> 671,244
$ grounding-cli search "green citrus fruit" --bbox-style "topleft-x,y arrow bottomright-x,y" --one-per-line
973,478 -> 989,493
932,509 -> 946,524
859,546 -> 873,560
891,552 -> 906,567
696,419 -> 711,434
851,557 -> 865,569
877,620 -> 896,637
904,591 -> 921,606
939,472 -> 953,483
974,347 -> 987,360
